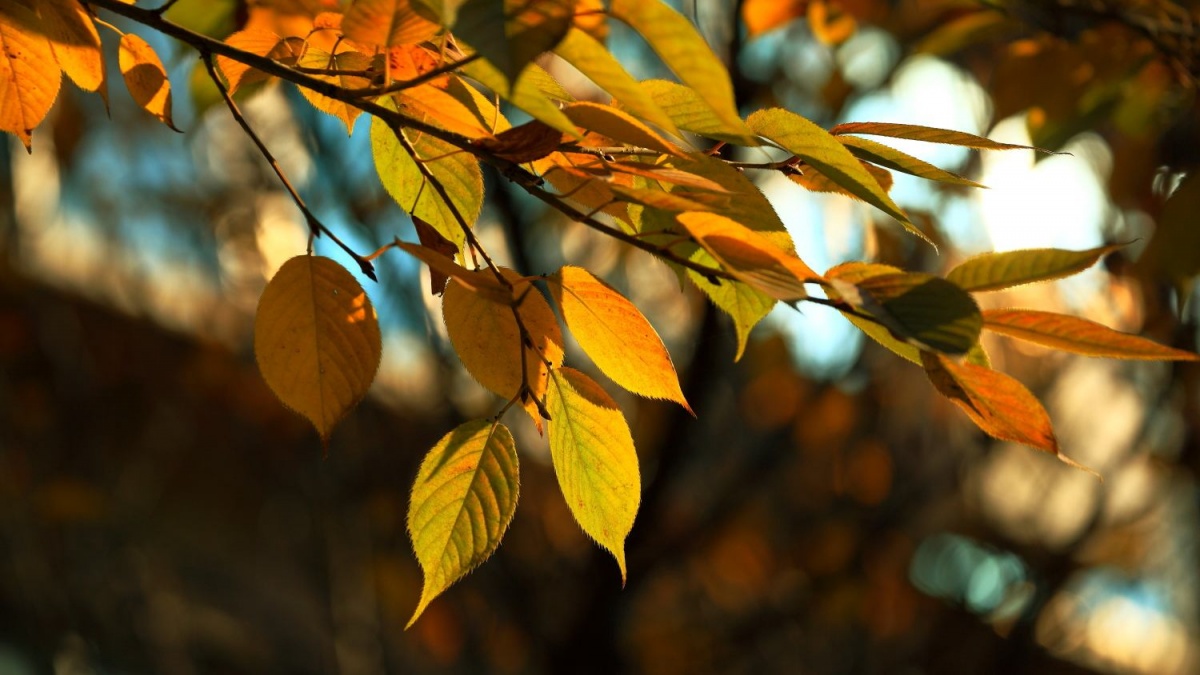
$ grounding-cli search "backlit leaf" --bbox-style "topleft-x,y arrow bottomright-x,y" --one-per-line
296,48 -> 372,133
371,113 -> 483,250
921,352 -> 1093,473
790,159 -> 894,198
549,266 -> 690,411
983,309 -> 1200,360
393,74 -> 507,139
254,255 -> 382,444
461,58 -> 579,136
609,0 -> 745,141
826,262 -> 921,364
454,0 -> 573,83
546,367 -> 640,582
343,0 -> 440,48
218,31 -> 303,96
747,108 -> 918,239
407,419 -> 519,627
830,122 -> 1049,151
676,212 -> 818,302
443,268 -> 565,427
839,272 -> 982,355
553,28 -> 680,137
41,0 -> 105,97
639,80 -> 758,145
406,222 -> 464,295
119,34 -> 179,131
473,120 -> 564,162
838,135 -> 984,187
563,101 -> 684,157
0,1 -> 61,149
945,243 -> 1124,292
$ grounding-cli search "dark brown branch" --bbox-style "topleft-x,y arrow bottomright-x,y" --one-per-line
202,52 -> 377,280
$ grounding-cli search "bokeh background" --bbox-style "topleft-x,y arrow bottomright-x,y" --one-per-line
3,0 -> 1200,673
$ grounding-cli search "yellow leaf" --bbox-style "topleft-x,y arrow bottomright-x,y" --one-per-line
946,243 -> 1125,292
983,309 -> 1200,361
118,33 -> 179,131
343,0 -> 440,48
639,79 -> 758,146
546,367 -> 640,582
830,121 -> 1054,152
40,0 -> 105,98
676,211 -> 819,302
442,268 -> 565,428
254,255 -> 382,444
407,419 -> 519,627
553,28 -> 679,138
549,266 -> 690,412
609,0 -> 744,141
461,57 -> 580,137
0,1 -> 62,150
562,101 -> 684,157
826,261 -> 920,364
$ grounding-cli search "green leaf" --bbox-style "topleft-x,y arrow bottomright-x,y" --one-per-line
453,0 -> 573,83
546,367 -> 640,582
407,419 -> 519,626
370,111 -> 483,250
837,135 -> 984,188
826,262 -> 920,364
983,309 -> 1200,360
830,122 -> 1054,152
639,79 -> 758,145
609,0 -> 746,141
746,109 -> 921,241
945,244 -> 1124,292
554,29 -> 680,138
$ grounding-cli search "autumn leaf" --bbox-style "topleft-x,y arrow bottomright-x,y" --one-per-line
295,47 -> 373,133
217,30 -> 304,96
747,108 -> 918,240
545,367 -> 640,582
407,419 -> 519,627
676,211 -> 818,302
442,268 -> 565,428
833,271 -> 982,355
472,119 -> 564,163
609,0 -> 746,142
921,352 -> 1094,474
454,0 -> 573,83
461,58 -> 579,136
639,80 -> 758,146
410,217 -> 460,295
830,121 -> 1053,152
40,0 -> 106,99
254,255 -> 383,444
791,159 -> 894,198
371,114 -> 483,249
983,309 -> 1200,360
342,0 -> 441,48
562,101 -> 684,157
553,28 -> 680,138
118,33 -> 180,131
945,243 -> 1124,292
742,0 -> 806,38
0,1 -> 63,150
837,135 -> 985,188
548,266 -> 690,412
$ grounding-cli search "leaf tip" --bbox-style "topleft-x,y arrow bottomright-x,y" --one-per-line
1057,452 -> 1102,481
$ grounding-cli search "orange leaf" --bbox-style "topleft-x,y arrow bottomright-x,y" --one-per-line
549,266 -> 691,412
254,256 -> 382,445
118,33 -> 179,131
411,217 -> 460,295
983,309 -> 1200,360
394,241 -> 507,301
296,47 -> 372,133
40,0 -> 106,98
0,2 -> 62,150
218,30 -> 304,95
442,268 -> 565,430
342,0 -> 440,48
830,122 -> 1056,152
790,160 -> 893,198
808,0 -> 855,46
742,0 -> 806,39
921,352 -> 1094,474
676,212 -> 819,302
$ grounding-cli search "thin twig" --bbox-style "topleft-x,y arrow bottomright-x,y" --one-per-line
202,52 -> 377,280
